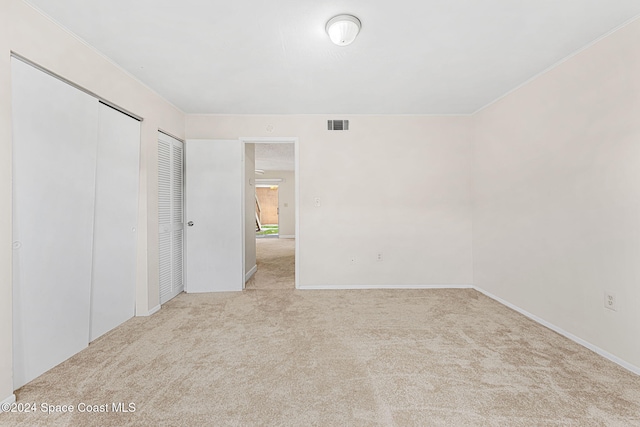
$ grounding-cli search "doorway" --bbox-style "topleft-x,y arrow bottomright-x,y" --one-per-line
242,138 -> 299,289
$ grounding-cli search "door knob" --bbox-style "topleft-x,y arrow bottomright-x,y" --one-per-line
187,221 -> 194,227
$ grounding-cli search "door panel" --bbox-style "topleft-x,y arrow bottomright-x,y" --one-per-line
12,58 -> 98,388
90,103 -> 140,341
186,140 -> 243,293
158,133 -> 184,304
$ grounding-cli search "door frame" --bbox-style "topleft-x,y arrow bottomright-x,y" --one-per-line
240,137 -> 300,289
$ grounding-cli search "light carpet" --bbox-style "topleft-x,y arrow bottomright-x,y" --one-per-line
245,238 -> 295,290
2,239 -> 640,426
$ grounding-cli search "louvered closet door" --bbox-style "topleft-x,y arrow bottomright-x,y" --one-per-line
158,132 -> 184,304
12,58 -> 98,388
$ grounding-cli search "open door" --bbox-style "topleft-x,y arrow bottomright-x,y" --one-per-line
185,139 -> 244,292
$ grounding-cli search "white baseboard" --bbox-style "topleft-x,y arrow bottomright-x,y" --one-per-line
279,235 -> 295,239
1,394 -> 16,411
147,304 -> 161,316
473,286 -> 640,376
137,304 -> 161,317
297,284 -> 474,290
245,265 -> 257,283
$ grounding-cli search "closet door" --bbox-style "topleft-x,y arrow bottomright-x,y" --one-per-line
12,58 -> 98,388
89,103 -> 140,341
158,133 -> 184,304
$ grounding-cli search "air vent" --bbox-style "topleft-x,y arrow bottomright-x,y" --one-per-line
327,120 -> 349,131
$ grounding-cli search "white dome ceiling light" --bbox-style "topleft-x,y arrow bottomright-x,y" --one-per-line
326,14 -> 361,46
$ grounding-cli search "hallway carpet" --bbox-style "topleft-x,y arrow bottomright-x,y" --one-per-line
3,240 -> 640,426
245,238 -> 295,290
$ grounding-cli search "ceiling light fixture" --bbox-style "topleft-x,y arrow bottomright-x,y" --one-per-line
326,14 -> 361,46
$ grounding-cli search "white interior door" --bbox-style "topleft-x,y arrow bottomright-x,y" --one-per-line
158,132 -> 184,304
12,58 -> 98,388
186,139 -> 243,292
89,103 -> 140,341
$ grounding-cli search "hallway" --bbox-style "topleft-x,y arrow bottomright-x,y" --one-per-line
245,238 -> 295,290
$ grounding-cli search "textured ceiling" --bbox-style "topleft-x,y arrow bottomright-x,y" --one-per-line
255,144 -> 294,172
25,0 -> 640,114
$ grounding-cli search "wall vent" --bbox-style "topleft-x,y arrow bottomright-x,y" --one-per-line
327,120 -> 349,131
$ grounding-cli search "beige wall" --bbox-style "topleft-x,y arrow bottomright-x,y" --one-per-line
472,18 -> 640,368
1,0 -> 185,400
259,170 -> 296,237
186,115 -> 474,288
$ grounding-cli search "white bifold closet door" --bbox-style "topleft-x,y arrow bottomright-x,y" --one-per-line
12,57 -> 140,389
90,103 -> 140,341
158,132 -> 184,304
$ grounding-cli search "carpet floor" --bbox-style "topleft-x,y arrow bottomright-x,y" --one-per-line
245,238 -> 295,290
3,238 -> 640,426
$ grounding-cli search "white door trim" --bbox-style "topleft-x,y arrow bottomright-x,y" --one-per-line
240,137 -> 300,289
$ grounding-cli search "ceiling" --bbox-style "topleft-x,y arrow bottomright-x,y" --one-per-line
254,143 -> 294,172
26,0 -> 640,115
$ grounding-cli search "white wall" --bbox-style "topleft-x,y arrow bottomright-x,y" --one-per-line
258,170 -> 295,237
186,115 -> 474,288
473,18 -> 640,369
1,0 -> 184,400
244,144 -> 257,278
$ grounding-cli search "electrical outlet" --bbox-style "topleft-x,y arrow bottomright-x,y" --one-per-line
604,291 -> 617,311
314,197 -> 321,207
350,255 -> 357,265
376,252 -> 383,262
